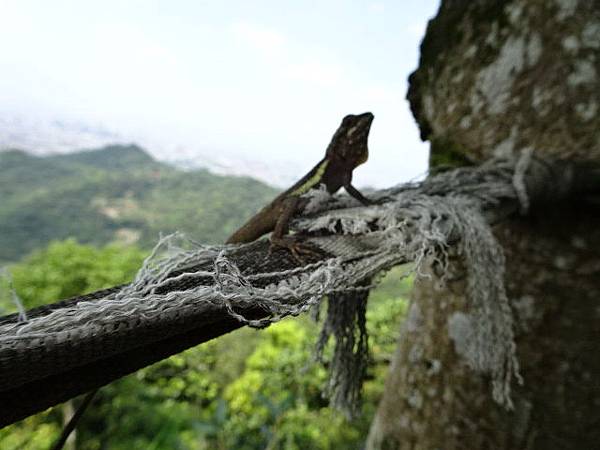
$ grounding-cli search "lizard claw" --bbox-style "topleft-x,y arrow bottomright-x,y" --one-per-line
269,236 -> 322,264
374,195 -> 394,204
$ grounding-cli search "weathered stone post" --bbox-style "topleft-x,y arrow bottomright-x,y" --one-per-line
367,1 -> 600,448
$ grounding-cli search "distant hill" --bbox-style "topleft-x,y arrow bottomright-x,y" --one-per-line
0,145 -> 278,262
0,113 -> 300,187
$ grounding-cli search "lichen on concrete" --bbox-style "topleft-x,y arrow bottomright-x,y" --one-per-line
406,302 -> 423,333
526,33 -> 543,66
475,35 -> 526,114
554,0 -> 579,20
562,35 -> 580,52
408,343 -> 424,364
406,0 -> 600,165
426,359 -> 442,375
407,390 -> 424,409
507,2 -> 525,25
447,312 -> 475,363
575,102 -> 598,121
423,94 -> 436,124
369,0 -> 600,446
493,126 -> 519,158
581,21 -> 600,48
459,115 -> 472,129
567,60 -> 597,86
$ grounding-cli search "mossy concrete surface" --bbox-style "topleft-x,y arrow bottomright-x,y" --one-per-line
407,0 -> 599,167
367,0 -> 600,448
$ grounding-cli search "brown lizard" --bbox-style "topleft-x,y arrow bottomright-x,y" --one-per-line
226,112 -> 374,255
50,113 -> 374,449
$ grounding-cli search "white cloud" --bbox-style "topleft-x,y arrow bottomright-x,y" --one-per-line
284,60 -> 343,87
230,21 -> 287,56
368,2 -> 385,13
360,85 -> 403,103
228,21 -> 348,88
0,4 -> 435,188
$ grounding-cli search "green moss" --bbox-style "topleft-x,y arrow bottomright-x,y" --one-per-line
429,136 -> 474,169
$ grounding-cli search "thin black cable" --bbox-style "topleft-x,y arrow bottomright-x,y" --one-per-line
50,389 -> 98,450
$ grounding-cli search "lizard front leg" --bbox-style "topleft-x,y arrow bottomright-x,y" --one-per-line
344,182 -> 372,206
270,196 -> 320,262
272,195 -> 299,240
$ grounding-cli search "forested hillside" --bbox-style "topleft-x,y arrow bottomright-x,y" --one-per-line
0,144 -> 410,449
0,145 -> 278,262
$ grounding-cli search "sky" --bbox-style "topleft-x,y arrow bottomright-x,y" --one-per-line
0,0 -> 440,187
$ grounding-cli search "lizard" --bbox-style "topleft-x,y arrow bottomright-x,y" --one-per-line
50,113 -> 375,449
226,112 -> 375,256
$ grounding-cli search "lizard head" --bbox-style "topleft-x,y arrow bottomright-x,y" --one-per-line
326,112 -> 374,168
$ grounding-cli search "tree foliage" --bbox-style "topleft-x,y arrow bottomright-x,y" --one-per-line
0,240 -> 409,449
0,146 -> 277,262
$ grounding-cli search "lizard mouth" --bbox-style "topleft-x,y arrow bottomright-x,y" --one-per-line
359,112 -> 374,140
358,112 -> 374,129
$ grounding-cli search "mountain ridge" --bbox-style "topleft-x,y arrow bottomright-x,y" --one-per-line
0,113 -> 299,187
0,144 -> 279,263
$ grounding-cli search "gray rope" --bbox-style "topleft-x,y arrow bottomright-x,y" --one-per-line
1,156 -> 538,410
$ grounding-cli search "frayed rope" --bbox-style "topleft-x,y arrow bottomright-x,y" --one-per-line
0,157 -> 531,412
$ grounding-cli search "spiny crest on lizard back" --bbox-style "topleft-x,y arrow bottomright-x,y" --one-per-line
325,112 -> 373,167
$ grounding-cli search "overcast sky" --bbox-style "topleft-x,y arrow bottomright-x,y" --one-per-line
0,0 -> 440,187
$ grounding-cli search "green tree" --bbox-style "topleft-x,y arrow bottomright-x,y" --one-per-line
214,271 -> 410,450
0,240 -> 145,449
7,239 -> 145,310
0,241 -> 410,450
